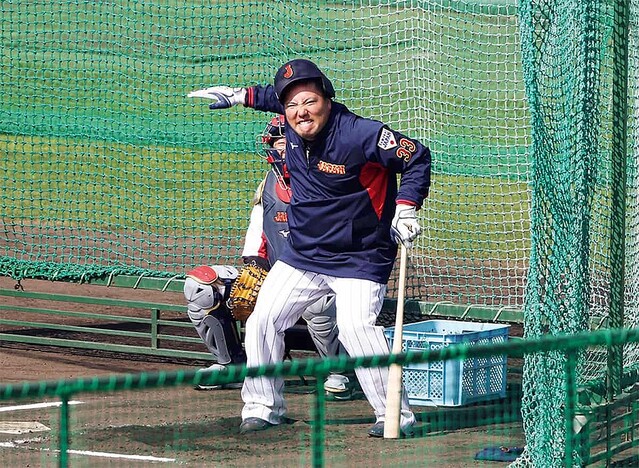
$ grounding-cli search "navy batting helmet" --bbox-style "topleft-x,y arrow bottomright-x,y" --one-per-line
274,59 -> 335,104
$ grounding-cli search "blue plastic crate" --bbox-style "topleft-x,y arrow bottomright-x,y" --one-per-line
384,320 -> 510,407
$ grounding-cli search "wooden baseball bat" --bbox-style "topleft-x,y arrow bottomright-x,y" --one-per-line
384,243 -> 408,439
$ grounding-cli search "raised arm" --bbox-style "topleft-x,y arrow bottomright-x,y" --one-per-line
188,84 -> 283,114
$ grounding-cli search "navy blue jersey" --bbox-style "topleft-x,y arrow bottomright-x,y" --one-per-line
246,85 -> 431,283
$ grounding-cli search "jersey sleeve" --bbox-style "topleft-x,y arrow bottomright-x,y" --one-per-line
245,85 -> 284,114
241,203 -> 265,258
368,125 -> 431,208
242,179 -> 267,258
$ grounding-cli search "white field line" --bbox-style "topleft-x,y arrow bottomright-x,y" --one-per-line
0,400 -> 83,412
0,436 -> 45,446
0,400 -> 176,463
0,441 -> 176,462
64,449 -> 176,462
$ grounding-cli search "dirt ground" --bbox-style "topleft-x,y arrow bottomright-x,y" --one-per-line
0,278 -> 525,467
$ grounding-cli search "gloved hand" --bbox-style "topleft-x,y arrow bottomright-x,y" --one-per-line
390,204 -> 422,248
242,255 -> 271,271
187,86 -> 247,110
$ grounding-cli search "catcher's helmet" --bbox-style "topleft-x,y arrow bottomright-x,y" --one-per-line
274,59 -> 335,104
259,115 -> 289,181
260,114 -> 286,147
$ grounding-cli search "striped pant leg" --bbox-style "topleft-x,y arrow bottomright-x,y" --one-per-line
241,261 -> 327,424
328,277 -> 415,430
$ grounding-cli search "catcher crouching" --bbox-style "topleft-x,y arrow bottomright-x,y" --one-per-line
184,264 -> 246,390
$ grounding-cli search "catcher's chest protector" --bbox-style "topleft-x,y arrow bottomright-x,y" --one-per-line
261,172 -> 290,261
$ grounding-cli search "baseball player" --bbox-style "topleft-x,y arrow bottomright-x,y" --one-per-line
188,59 -> 431,437
184,115 -> 355,398
242,114 -> 355,400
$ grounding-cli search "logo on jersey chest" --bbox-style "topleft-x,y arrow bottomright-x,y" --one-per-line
317,160 -> 346,175
274,211 -> 288,223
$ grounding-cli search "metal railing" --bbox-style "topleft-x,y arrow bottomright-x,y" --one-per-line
1,327 -> 638,467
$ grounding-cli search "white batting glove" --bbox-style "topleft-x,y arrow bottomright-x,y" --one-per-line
187,86 -> 247,110
390,204 -> 422,248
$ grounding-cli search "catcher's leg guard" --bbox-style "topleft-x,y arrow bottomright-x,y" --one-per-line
302,296 -> 339,358
191,307 -> 246,366
185,270 -> 246,366
303,295 -> 355,401
189,308 -> 246,391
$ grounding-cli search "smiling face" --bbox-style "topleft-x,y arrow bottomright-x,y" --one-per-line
282,81 -> 332,142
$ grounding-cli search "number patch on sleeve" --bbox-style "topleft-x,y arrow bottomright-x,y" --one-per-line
396,138 -> 416,162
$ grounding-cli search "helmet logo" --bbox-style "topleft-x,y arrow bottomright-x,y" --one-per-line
283,64 -> 294,79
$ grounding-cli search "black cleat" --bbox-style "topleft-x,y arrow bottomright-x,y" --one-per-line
194,382 -> 243,391
368,421 -> 384,438
239,417 -> 275,434
368,421 -> 415,438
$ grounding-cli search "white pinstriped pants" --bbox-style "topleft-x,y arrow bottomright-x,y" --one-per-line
240,261 -> 415,430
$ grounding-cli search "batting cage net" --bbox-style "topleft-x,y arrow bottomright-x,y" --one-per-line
513,0 -> 639,466
2,1 -> 639,466
0,0 -> 529,310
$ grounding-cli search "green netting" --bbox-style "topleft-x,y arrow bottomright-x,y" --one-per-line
515,0 -> 639,465
0,0 -> 530,308
623,0 -> 639,381
3,1 -> 639,465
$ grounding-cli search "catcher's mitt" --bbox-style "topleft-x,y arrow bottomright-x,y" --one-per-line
227,262 -> 268,321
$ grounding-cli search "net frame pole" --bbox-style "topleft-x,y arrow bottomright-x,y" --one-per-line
59,395 -> 70,468
608,0 -> 630,401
